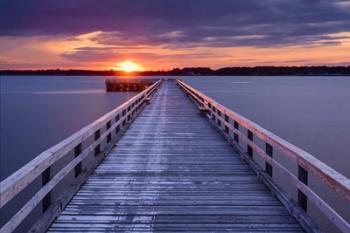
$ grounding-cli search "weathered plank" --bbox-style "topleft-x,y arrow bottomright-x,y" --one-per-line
48,81 -> 305,233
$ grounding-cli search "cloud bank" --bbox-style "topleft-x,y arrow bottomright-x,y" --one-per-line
0,0 -> 349,69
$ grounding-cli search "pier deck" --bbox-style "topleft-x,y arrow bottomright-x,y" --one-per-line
48,81 -> 303,232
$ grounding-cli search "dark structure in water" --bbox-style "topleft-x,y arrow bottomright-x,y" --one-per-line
105,78 -> 159,92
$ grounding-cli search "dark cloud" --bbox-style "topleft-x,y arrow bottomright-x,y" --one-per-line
1,0 -> 349,48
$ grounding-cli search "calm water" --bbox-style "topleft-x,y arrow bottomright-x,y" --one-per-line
1,75 -> 349,232
0,76 -> 137,180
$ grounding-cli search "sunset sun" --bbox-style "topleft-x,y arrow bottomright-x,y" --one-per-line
113,60 -> 144,72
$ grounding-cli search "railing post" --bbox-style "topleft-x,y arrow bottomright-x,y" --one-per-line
94,144 -> 101,156
217,118 -> 221,127
298,166 -> 308,211
224,115 -> 229,134
265,143 -> 273,176
234,121 -> 239,143
247,130 -> 253,159
74,143 -> 82,177
94,130 -> 101,156
216,110 -> 222,128
115,125 -> 120,133
106,121 -> 112,143
42,167 -> 51,212
94,129 -> 100,141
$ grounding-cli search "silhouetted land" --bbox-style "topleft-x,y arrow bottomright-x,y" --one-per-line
1,66 -> 349,76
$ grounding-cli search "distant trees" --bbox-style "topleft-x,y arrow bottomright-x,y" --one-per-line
213,66 -> 350,76
1,66 -> 349,76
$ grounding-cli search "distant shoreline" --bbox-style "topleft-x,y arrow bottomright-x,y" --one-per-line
1,66 -> 349,76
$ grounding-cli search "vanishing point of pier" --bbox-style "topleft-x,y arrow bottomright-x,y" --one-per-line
1,79 -> 349,233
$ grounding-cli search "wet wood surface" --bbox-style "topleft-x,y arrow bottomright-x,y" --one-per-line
48,81 -> 304,233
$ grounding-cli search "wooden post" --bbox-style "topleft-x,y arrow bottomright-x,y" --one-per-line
212,107 -> 216,123
94,145 -> 101,156
42,167 -> 51,212
115,125 -> 120,133
224,115 -> 229,122
265,143 -> 273,176
74,144 -> 82,178
298,166 -> 308,211
225,126 -> 229,134
247,130 -> 253,159
199,105 -> 209,116
94,130 -> 100,157
224,115 -> 229,134
94,130 -> 100,141
234,121 -> 239,143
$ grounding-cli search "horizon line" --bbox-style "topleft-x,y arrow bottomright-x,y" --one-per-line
1,65 -> 350,72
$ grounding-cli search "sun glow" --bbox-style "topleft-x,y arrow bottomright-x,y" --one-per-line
113,60 -> 144,72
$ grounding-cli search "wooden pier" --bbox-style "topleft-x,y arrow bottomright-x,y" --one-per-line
1,79 -> 349,233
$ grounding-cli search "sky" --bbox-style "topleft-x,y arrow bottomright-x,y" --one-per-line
0,0 -> 350,70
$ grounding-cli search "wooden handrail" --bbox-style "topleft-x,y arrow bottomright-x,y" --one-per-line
177,79 -> 350,232
0,80 -> 161,233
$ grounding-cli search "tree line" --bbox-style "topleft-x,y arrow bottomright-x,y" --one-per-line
1,66 -> 349,76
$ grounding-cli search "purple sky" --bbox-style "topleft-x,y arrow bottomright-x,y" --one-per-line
1,0 -> 350,69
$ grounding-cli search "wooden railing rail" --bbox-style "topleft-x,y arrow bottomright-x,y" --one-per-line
0,80 -> 162,233
177,79 -> 350,233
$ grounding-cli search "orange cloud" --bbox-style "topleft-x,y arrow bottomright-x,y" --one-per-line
1,31 -> 350,70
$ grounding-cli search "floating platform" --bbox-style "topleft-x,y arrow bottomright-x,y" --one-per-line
105,78 -> 159,92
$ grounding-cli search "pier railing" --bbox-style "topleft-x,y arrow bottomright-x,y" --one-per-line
177,79 -> 350,233
0,80 -> 161,233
